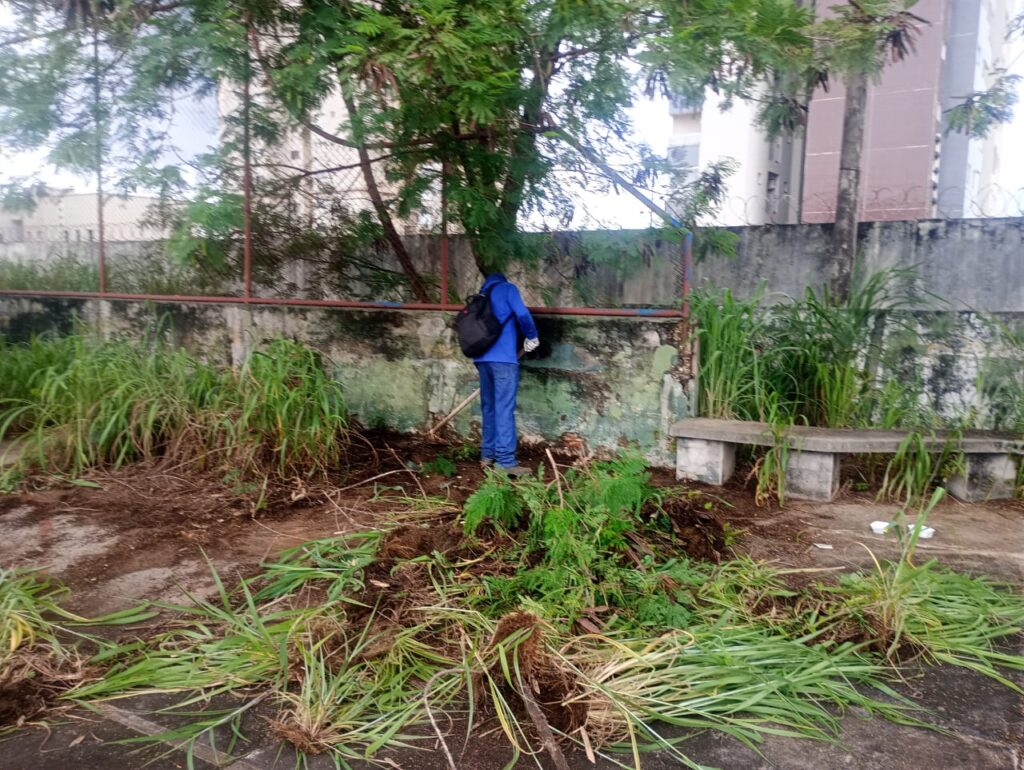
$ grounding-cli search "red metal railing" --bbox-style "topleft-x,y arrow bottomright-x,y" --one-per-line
0,288 -> 687,318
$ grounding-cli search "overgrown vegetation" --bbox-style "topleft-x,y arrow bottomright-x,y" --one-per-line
0,253 -> 229,295
690,269 -> 1024,503
691,268 -> 927,429
0,333 -> 347,488
42,465 -> 1024,768
0,256 -> 99,293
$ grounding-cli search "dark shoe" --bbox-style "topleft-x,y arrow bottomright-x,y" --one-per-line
498,465 -> 532,478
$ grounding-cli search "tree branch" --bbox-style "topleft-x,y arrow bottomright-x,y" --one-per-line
253,155 -> 395,179
0,1 -> 188,48
550,121 -> 682,227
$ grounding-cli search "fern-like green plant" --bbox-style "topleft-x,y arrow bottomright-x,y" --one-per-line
462,472 -> 528,535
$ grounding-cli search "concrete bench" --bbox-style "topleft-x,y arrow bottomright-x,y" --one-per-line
668,418 -> 1024,502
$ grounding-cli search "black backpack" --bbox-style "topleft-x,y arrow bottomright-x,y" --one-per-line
455,285 -> 506,358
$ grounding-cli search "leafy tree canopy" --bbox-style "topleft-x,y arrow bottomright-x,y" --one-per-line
0,0 -> 924,295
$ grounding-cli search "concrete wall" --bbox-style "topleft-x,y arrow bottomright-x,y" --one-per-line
696,217 -> 1024,313
0,297 -> 688,466
0,240 -> 158,264
1,216 -> 1021,458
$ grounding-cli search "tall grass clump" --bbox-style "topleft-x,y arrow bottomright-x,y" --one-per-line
688,288 -> 763,419
692,268 -> 926,429
690,269 -> 964,502
0,256 -> 99,292
202,340 -> 348,477
2,335 -> 213,479
0,335 -> 78,423
0,334 -> 347,485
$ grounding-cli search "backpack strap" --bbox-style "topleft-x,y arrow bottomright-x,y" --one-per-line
482,282 -> 514,328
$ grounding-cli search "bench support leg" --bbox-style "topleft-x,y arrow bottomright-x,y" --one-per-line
676,439 -> 735,485
785,450 -> 839,502
948,454 -> 1017,502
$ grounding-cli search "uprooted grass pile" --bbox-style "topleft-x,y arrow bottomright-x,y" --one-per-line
0,568 -> 153,730
34,463 -> 1019,768
0,333 -> 347,488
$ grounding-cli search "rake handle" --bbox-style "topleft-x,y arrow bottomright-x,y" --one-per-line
428,351 -> 526,436
428,388 -> 481,436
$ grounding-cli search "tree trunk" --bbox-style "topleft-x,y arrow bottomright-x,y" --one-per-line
832,71 -> 868,303
342,93 -> 430,303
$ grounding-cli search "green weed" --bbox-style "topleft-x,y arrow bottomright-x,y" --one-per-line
878,430 -> 965,506
463,470 -> 528,535
0,335 -> 347,486
420,456 -> 457,477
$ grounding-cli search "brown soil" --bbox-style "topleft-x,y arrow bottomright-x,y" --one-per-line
653,493 -> 728,562
378,523 -> 463,561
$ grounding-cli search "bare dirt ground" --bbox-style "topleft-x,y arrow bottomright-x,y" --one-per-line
0,437 -> 1021,769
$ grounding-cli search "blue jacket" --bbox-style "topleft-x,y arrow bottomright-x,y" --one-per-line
474,274 -> 539,364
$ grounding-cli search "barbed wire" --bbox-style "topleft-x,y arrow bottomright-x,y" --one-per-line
709,184 -> 1024,227
5,178 -> 1023,249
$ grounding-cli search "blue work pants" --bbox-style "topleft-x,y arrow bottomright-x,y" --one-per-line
475,362 -> 520,467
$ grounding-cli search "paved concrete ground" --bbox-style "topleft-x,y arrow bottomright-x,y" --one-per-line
3,657 -> 1021,770
0,491 -> 1021,769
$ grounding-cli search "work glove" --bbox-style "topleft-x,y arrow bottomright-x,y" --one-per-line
523,338 -> 540,353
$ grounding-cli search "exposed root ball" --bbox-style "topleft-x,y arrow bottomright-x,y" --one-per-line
378,524 -> 461,561
0,651 -> 84,729
271,718 -> 329,755
484,612 -> 587,736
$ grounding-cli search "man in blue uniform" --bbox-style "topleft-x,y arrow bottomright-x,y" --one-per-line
474,273 -> 539,476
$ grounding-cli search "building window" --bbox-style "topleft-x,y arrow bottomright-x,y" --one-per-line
766,172 -> 781,219
667,143 -> 701,185
667,143 -> 700,168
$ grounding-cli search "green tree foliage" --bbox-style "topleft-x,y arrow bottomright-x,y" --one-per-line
0,0 -> 900,290
946,71 -> 1022,139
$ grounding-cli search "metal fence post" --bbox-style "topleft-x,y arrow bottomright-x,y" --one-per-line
92,21 -> 106,295
242,16 -> 253,300
440,162 -> 449,307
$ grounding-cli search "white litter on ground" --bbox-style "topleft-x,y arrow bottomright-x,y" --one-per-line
868,521 -> 936,538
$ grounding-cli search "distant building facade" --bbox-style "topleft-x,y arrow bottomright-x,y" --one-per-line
668,0 -> 1017,225
0,189 -> 166,246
